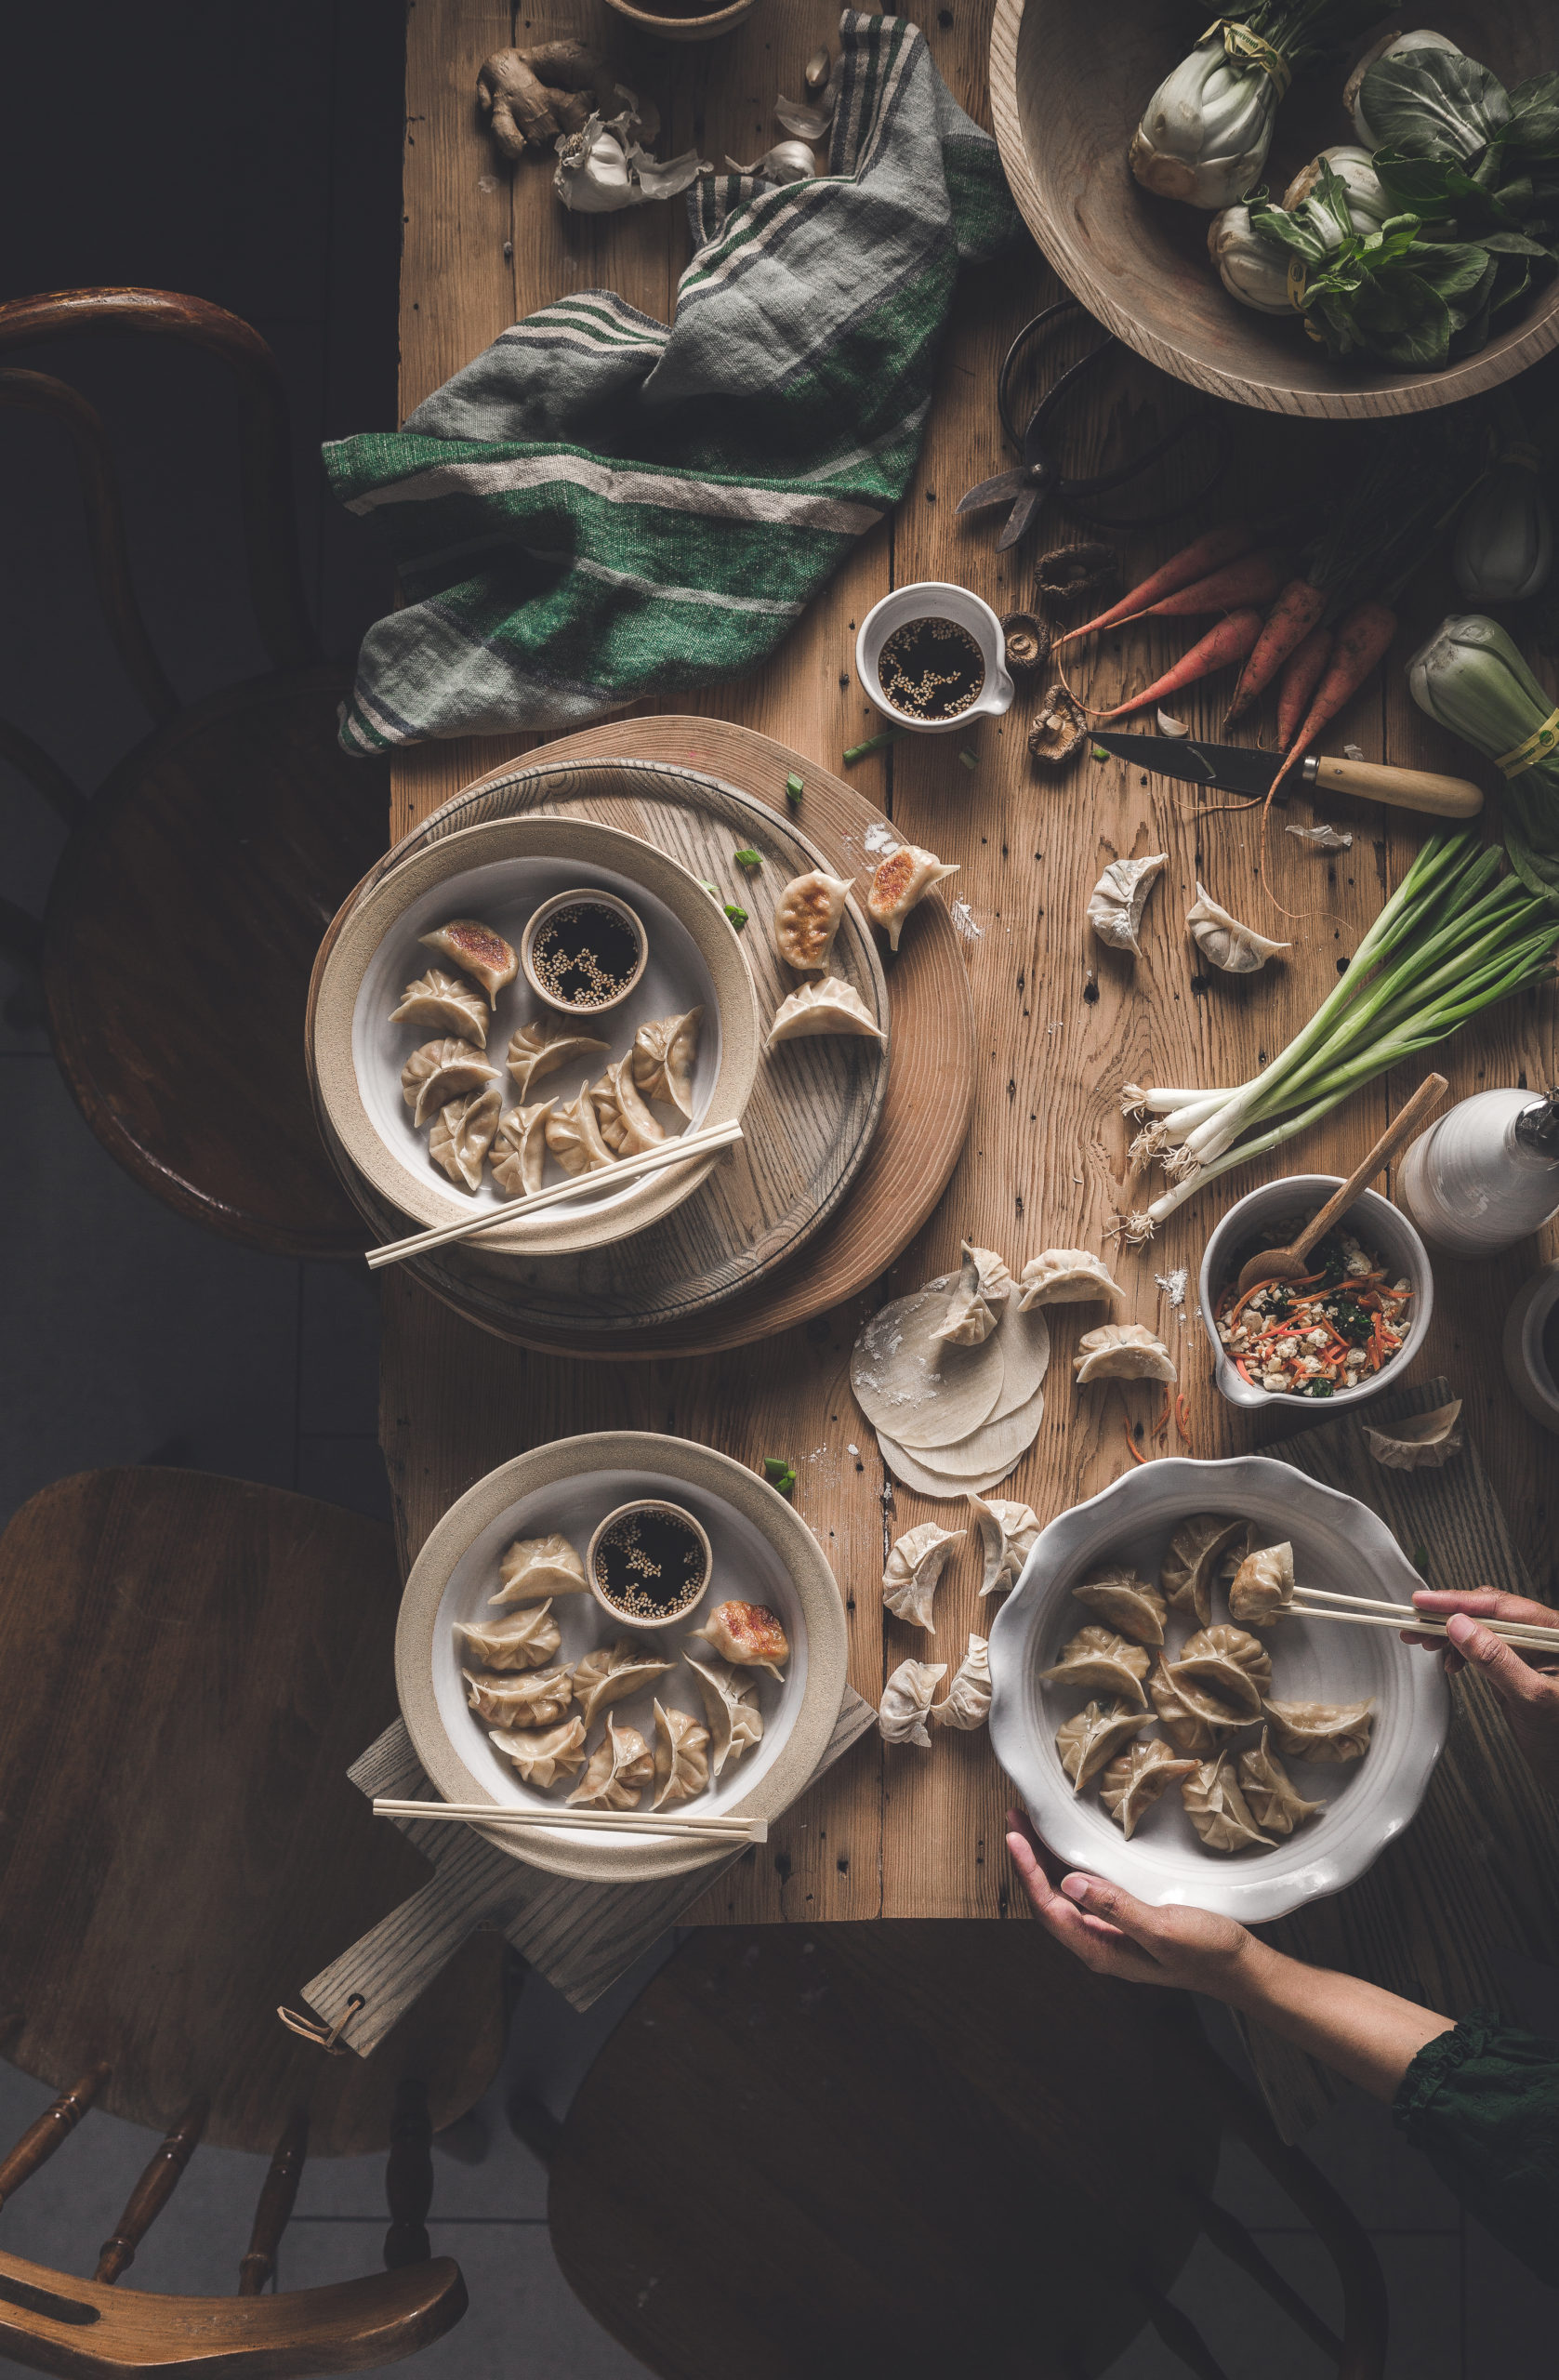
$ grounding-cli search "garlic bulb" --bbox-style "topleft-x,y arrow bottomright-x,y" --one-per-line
555,101 -> 703,213
1209,205 -> 1293,313
1453,454 -> 1554,604
726,139 -> 818,185
1344,30 -> 1462,148
1130,35 -> 1277,209
1282,145 -> 1392,238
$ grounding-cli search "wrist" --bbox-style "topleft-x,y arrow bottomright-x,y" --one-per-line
1213,1928 -> 1285,2016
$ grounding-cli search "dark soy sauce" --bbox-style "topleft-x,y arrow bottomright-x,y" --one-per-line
531,900 -> 641,1009
593,1505 -> 707,1621
877,615 -> 985,720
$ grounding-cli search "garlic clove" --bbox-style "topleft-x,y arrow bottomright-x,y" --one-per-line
1156,708 -> 1190,737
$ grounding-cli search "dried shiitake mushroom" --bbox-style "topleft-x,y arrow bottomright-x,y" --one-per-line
478,43 -> 613,160
1000,611 -> 1050,677
1035,542 -> 1121,612
1027,684 -> 1089,768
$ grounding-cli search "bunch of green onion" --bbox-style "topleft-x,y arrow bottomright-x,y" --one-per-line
1409,615 -> 1559,903
1122,831 -> 1558,1237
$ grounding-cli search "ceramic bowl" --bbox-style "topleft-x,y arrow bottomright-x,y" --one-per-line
1502,1260 -> 1559,1436
602,0 -> 760,42
1198,1176 -> 1433,1415
855,582 -> 1015,734
987,1456 -> 1449,1923
585,1497 -> 715,1632
520,887 -> 649,1018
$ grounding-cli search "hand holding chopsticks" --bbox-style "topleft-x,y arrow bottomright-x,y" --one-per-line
1292,1584 -> 1559,1655
373,1795 -> 766,1844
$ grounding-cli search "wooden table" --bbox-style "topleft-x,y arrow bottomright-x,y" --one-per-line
388,0 -> 1559,2058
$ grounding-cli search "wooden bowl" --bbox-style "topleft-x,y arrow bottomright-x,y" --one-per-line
990,0 -> 1559,417
602,0 -> 760,44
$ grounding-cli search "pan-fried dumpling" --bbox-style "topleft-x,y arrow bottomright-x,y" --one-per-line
1161,1513 -> 1247,1629
652,1699 -> 712,1809
865,842 -> 959,951
490,1100 -> 553,1198
572,1636 -> 675,1726
684,1653 -> 764,1775
969,1494 -> 1040,1598
931,1634 -> 991,1732
591,1057 -> 666,1157
454,1602 -> 562,1672
686,1600 -> 789,1680
1264,1697 -> 1375,1765
507,1019 -> 609,1100
933,1242 -> 1012,1346
1228,1540 -> 1295,1628
429,1088 -> 501,1191
462,1664 -> 575,1729
1165,1625 -> 1271,1725
774,870 -> 853,973
418,918 -> 518,1005
1071,1565 -> 1167,1646
630,1007 -> 703,1117
1101,1739 -> 1196,1838
881,1521 -> 963,1633
1016,1250 -> 1124,1310
545,1078 -> 615,1176
1056,1699 -> 1143,1791
879,1658 -> 947,1748
402,1037 -> 500,1128
1038,1626 -> 1150,1710
1074,1323 -> 1177,1385
1182,1752 -> 1276,1853
490,1714 -> 587,1788
390,968 -> 489,1046
493,1532 -> 588,1606
1147,1656 -> 1240,1755
567,1712 -> 654,1809
1238,1728 -> 1326,1836
766,976 -> 886,1051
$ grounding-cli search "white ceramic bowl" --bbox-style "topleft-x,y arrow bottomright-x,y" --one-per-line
987,1456 -> 1449,1923
854,581 -> 1014,734
1198,1176 -> 1433,1415
1502,1260 -> 1559,1435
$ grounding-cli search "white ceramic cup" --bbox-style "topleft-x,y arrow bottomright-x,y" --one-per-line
585,1497 -> 714,1632
854,581 -> 1014,734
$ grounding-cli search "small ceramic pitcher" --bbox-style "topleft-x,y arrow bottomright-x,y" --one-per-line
854,582 -> 1014,734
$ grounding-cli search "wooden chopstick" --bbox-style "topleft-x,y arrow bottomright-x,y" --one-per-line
1289,1602 -> 1559,1654
373,1795 -> 766,1841
365,1119 -> 743,1270
1291,1584 -> 1559,1646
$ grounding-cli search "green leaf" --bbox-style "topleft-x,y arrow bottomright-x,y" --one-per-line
698,879 -> 720,899
1507,71 -> 1559,161
1361,51 -> 1512,163
1249,201 -> 1329,261
733,847 -> 763,871
1501,767 -> 1559,908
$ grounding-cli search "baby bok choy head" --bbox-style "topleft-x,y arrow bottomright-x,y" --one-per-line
1212,145 -> 1394,312
1409,614 -> 1559,903
1343,30 -> 1463,149
1453,453 -> 1554,604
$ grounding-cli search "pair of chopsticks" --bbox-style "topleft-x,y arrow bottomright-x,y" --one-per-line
373,1796 -> 767,1844
1292,1585 -> 1559,1656
365,1118 -> 742,1270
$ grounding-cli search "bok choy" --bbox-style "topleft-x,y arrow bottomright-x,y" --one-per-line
1409,615 -> 1559,904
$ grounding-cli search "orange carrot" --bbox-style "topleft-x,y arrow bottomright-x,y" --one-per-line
1222,577 -> 1328,726
1055,524 -> 1256,646
1136,548 -> 1288,622
1275,625 -> 1331,748
1097,608 -> 1263,721
1267,600 -> 1399,800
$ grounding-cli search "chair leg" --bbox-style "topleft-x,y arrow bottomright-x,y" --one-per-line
237,2105 -> 309,2294
95,2096 -> 207,2283
0,2064 -> 109,2212
384,2078 -> 433,2270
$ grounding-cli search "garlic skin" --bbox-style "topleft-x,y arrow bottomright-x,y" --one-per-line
1208,205 -> 1292,313
1345,30 -> 1463,148
1130,37 -> 1276,210
1453,456 -> 1554,604
555,99 -> 703,213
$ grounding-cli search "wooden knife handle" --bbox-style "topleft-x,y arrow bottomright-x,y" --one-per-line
1308,754 -> 1484,819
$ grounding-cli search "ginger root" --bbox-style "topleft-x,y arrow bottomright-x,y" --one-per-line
478,44 -> 614,161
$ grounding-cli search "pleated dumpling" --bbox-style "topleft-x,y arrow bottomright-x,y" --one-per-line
684,1653 -> 764,1775
490,1715 -> 587,1788
429,1088 -> 501,1191
567,1712 -> 654,1810
493,1533 -> 588,1606
461,1664 -> 575,1729
1164,1625 -> 1271,1725
1073,1323 -> 1177,1385
1056,1699 -> 1143,1792
933,1242 -> 1012,1346
1182,1752 -> 1276,1853
630,1008 -> 703,1117
490,1101 -> 553,1199
454,1602 -> 562,1673
390,969 -> 489,1046
1016,1249 -> 1124,1310
417,917 -> 518,1005
879,1658 -> 947,1749
572,1636 -> 675,1726
766,976 -> 886,1051
1038,1626 -> 1150,1710
1264,1697 -> 1375,1765
545,1078 -> 615,1176
931,1635 -> 991,1733
773,870 -> 853,973
591,1056 -> 667,1157
1160,1513 -> 1248,1629
652,1699 -> 711,1810
969,1494 -> 1040,1598
1100,1738 -> 1196,1838
686,1600 -> 789,1680
402,1037 -> 500,1128
865,842 -> 959,951
507,1019 -> 608,1099
1237,1728 -> 1326,1837
1228,1540 -> 1295,1627
1071,1565 -> 1167,1646
1148,1656 -> 1240,1757
881,1521 -> 963,1633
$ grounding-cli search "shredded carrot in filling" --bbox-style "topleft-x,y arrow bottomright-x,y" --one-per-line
1213,1220 -> 1411,1400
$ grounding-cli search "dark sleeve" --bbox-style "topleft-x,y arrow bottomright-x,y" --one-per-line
1393,2011 -> 1559,2287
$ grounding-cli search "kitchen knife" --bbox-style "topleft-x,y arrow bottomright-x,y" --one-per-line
1091,732 -> 1483,821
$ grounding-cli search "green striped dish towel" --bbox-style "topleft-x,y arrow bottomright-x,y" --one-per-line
324,10 -> 1019,753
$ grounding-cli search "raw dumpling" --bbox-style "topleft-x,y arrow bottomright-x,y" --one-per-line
1186,884 -> 1289,975
630,1007 -> 703,1117
1164,1625 -> 1272,1725
418,918 -> 518,1005
1056,1699 -> 1143,1791
1088,853 -> 1166,957
1016,1249 -> 1123,1310
545,1078 -> 616,1176
881,1521 -> 963,1632
1072,1565 -> 1167,1646
572,1636 -> 676,1726
774,870 -> 853,973
1037,1626 -> 1150,1711
683,1653 -> 764,1776
1074,1323 -> 1177,1385
490,1100 -> 553,1198
567,1712 -> 654,1809
493,1532 -> 588,1606
1161,1513 -> 1248,1629
591,1056 -> 666,1157
1228,1540 -> 1296,1627
390,968 -> 489,1046
652,1699 -> 712,1809
1101,1739 -> 1196,1838
1182,1752 -> 1276,1853
1264,1697 -> 1375,1765
454,1603 -> 562,1673
969,1493 -> 1040,1598
1363,1400 -> 1463,1471
401,1037 -> 500,1128
865,842 -> 959,951
429,1088 -> 501,1191
462,1664 -> 575,1729
931,1634 -> 991,1732
1238,1728 -> 1326,1837
1149,1657 -> 1238,1756
507,1019 -> 608,1099
933,1242 -> 1012,1346
686,1600 -> 789,1680
766,976 -> 886,1051
490,1715 -> 587,1788
879,1658 -> 948,1748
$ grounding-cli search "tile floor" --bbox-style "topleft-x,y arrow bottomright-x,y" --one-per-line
0,9 -> 1552,2374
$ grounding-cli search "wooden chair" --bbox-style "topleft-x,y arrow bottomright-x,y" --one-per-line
537,1923 -> 1389,2380
0,1467 -> 510,2373
0,288 -> 387,1257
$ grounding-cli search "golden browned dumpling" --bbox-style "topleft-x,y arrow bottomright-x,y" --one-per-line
418,917 -> 518,1004
773,870 -> 853,973
687,1600 -> 790,1680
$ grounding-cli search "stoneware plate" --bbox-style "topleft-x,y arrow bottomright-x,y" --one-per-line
396,1432 -> 849,1882
313,814 -> 760,1256
987,1456 -> 1449,1923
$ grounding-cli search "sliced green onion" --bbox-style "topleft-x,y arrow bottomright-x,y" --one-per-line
843,729 -> 907,764
724,903 -> 749,930
733,847 -> 763,871
762,1457 -> 797,1497
785,771 -> 804,806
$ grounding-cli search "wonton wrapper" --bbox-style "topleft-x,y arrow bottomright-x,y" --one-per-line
1072,1565 -> 1167,1646
507,1019 -> 608,1100
1056,1699 -> 1143,1791
567,1712 -> 654,1809
1017,1249 -> 1124,1310
767,975 -> 886,1050
1363,1399 -> 1463,1471
490,1715 -> 587,1789
877,1434 -> 1025,1502
852,1280 -> 1005,1445
493,1531 -> 588,1606
1088,853 -> 1166,958
865,843 -> 959,951
683,1654 -> 764,1777
686,1600 -> 789,1679
429,1088 -> 501,1191
455,1601 -> 562,1673
490,1100 -> 553,1198
390,969 -> 489,1047
1238,1728 -> 1325,1837
969,1493 -> 1040,1597
881,1521 -> 963,1632
418,917 -> 518,1005
1228,1540 -> 1295,1628
652,1699 -> 711,1809
572,1636 -> 675,1726
1182,1752 -> 1276,1853
984,1300 -> 1051,1424
1161,1513 -> 1248,1630
1264,1697 -> 1375,1765
1166,1624 -> 1272,1724
931,1634 -> 991,1731
879,1658 -> 948,1748
895,1387 -> 1045,1480
1038,1626 -> 1150,1710
773,870 -> 852,973
1073,1323 -> 1177,1385
462,1663 -> 575,1730
1101,1738 -> 1196,1838
934,1242 -> 1013,1347
1186,883 -> 1289,975
630,1007 -> 702,1117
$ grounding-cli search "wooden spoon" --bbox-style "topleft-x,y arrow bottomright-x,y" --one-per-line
1234,1074 -> 1449,1300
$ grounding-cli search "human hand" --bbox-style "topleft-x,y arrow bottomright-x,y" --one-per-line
1004,1810 -> 1262,2001
1406,1589 -> 1559,1797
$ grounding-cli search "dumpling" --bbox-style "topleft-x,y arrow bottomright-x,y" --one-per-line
1186,884 -> 1289,976
969,1494 -> 1040,1598
390,969 -> 489,1046
490,1715 -> 587,1788
454,1602 -> 562,1673
1164,1625 -> 1272,1725
933,1242 -> 1012,1346
490,1100 -> 553,1198
1149,1656 -> 1240,1756
429,1088 -> 501,1191
652,1699 -> 712,1809
1216,1523 -> 1263,1590
493,1532 -> 588,1606
1161,1513 -> 1248,1629
774,870 -> 853,973
417,918 -> 518,1005
879,1658 -> 947,1748
1074,1323 -> 1177,1385
1056,1699 -> 1143,1792
1264,1697 -> 1375,1765
1071,1565 -> 1167,1646
545,1078 -> 616,1176
1101,1739 -> 1196,1838
683,1653 -> 764,1775
1182,1752 -> 1276,1853
865,842 -> 959,951
462,1664 -> 575,1729
931,1634 -> 991,1732
1016,1249 -> 1124,1310
401,1037 -> 499,1128
572,1636 -> 675,1726
591,1057 -> 666,1157
1238,1728 -> 1326,1837
686,1601 -> 789,1680
507,1020 -> 608,1100
1088,853 -> 1166,957
766,976 -> 886,1051
881,1521 -> 963,1633
567,1712 -> 654,1809
1228,1540 -> 1296,1628
1037,1626 -> 1150,1710
630,1007 -> 703,1118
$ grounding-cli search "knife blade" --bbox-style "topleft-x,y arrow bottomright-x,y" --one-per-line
1090,733 -> 1483,821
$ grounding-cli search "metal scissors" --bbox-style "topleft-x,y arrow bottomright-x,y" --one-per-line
956,298 -> 1231,551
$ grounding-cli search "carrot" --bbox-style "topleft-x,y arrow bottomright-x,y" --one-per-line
1096,608 -> 1263,721
1267,600 -> 1399,799
1275,624 -> 1331,748
1222,577 -> 1328,727
1138,548 -> 1288,621
1054,524 -> 1256,645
